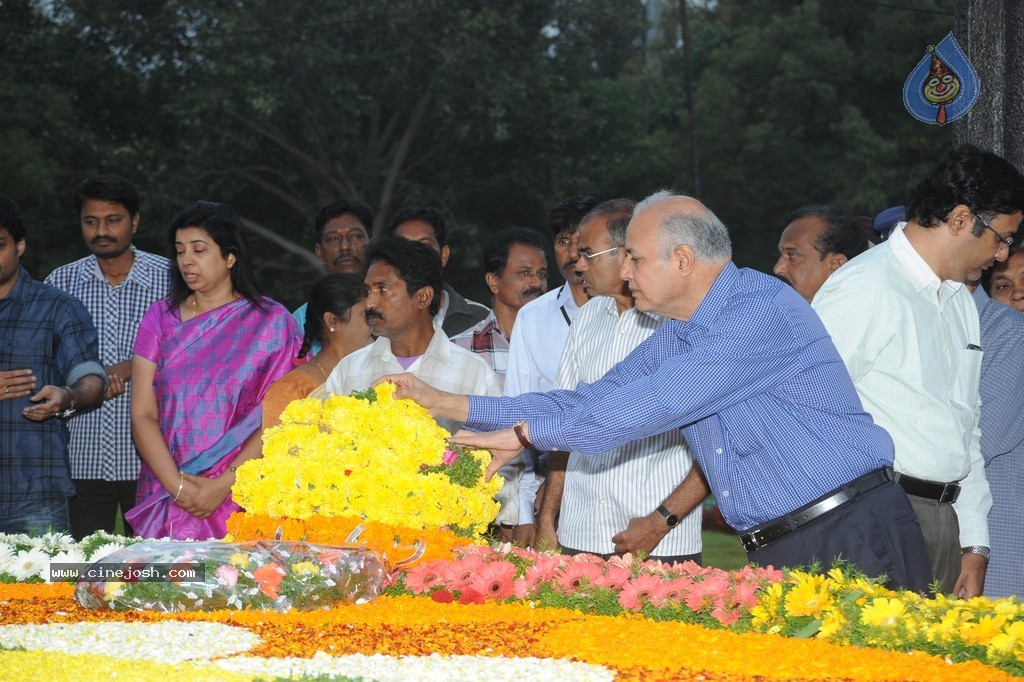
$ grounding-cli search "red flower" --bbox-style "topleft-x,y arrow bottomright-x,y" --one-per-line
458,587 -> 486,605
430,588 -> 454,603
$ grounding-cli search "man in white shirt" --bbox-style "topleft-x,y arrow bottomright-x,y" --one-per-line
813,144 -> 1024,597
324,237 -> 508,523
326,237 -> 501,429
506,196 -> 600,546
536,199 -> 706,562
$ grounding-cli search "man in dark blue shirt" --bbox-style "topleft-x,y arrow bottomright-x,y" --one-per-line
386,190 -> 932,591
0,195 -> 106,535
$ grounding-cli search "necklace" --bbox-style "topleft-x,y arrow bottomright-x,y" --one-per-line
314,358 -> 329,381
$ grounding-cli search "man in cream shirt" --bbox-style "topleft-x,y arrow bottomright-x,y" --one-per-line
813,145 -> 1024,597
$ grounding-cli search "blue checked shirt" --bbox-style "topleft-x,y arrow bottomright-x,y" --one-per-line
466,263 -> 895,532
1,267 -> 106,515
45,247 -> 172,480
972,287 -> 1024,599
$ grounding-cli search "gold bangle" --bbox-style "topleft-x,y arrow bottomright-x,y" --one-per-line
173,471 -> 185,501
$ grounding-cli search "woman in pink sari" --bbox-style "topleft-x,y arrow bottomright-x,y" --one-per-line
127,201 -> 301,539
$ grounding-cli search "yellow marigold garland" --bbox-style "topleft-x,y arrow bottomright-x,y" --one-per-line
232,382 -> 502,535
224,513 -> 475,565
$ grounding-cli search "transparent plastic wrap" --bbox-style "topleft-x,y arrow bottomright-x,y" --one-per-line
73,531 -> 406,612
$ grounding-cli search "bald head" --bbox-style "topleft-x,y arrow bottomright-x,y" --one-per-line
634,190 -> 732,263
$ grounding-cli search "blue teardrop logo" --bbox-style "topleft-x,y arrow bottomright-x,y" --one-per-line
903,32 -> 980,126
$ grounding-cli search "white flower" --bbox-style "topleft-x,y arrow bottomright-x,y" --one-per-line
40,531 -> 75,553
0,622 -> 259,663
87,542 -> 126,563
49,547 -> 87,565
9,548 -> 50,581
0,542 -> 15,573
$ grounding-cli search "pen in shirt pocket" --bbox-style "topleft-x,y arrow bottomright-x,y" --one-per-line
967,343 -> 982,351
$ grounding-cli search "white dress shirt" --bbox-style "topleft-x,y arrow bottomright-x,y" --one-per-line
554,296 -> 702,556
813,225 -> 990,546
505,284 -> 581,524
325,321 -> 501,435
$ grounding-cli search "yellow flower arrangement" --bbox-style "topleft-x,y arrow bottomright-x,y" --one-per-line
232,383 -> 502,536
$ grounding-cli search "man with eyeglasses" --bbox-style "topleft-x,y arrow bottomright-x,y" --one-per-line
293,199 -> 374,355
531,198 -> 705,563
382,190 -> 933,592
813,144 -> 1024,598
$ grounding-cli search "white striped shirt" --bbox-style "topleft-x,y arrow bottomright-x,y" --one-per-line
45,247 -> 172,480
554,296 -> 702,556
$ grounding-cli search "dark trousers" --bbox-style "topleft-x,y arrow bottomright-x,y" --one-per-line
746,481 -> 932,593
70,479 -> 137,539
0,498 -> 70,535
561,545 -> 703,567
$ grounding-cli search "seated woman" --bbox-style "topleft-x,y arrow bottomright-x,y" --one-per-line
127,201 -> 301,539
983,242 -> 1024,312
262,273 -> 374,428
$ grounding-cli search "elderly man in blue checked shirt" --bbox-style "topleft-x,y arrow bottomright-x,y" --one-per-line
383,190 -> 932,592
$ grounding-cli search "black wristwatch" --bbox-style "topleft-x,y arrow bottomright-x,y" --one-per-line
656,504 -> 680,528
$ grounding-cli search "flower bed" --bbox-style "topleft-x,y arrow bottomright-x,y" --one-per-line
0,583 -> 1016,681
3,534 -> 1023,679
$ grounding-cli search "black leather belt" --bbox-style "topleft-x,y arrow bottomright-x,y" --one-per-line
739,467 -> 894,553
893,471 -> 960,504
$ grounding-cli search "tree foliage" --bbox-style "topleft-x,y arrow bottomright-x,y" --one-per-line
1,0 -> 959,303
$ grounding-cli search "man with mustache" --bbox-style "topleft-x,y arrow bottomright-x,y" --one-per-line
814,144 -> 1024,598
325,237 -> 500,437
452,227 -> 550,390
44,175 -> 171,538
293,199 -> 374,356
773,205 -> 867,303
534,198 -> 705,562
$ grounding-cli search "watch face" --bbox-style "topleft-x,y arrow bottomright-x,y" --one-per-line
666,515 -> 679,528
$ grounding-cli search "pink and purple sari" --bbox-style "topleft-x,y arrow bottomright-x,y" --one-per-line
126,297 -> 301,540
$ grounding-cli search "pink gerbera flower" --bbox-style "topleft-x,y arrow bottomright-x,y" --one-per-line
554,561 -> 603,592
618,573 -> 665,610
443,555 -> 485,590
468,561 -> 517,601
404,560 -> 449,594
731,580 -> 761,610
594,565 -> 632,590
525,555 -> 562,583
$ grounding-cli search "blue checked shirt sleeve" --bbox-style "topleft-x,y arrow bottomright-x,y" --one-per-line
55,294 -> 106,388
528,304 -> 804,454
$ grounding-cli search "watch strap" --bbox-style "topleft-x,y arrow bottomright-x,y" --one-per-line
655,504 -> 680,528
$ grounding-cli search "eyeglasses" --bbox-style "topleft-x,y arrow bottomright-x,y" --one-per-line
579,245 -> 621,261
973,213 -> 1016,249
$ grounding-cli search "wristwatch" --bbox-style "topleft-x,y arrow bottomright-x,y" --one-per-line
962,545 -> 991,561
58,386 -> 77,419
655,504 -> 680,528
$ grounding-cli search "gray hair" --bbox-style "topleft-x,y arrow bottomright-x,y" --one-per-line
635,189 -> 732,262
579,198 -> 636,247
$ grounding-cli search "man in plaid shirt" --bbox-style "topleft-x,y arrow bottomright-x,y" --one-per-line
452,227 -> 549,390
45,176 -> 171,538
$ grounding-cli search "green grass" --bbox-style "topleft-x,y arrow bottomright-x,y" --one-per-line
701,531 -> 748,571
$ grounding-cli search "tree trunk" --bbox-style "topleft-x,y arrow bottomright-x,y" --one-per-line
954,0 -> 1024,171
